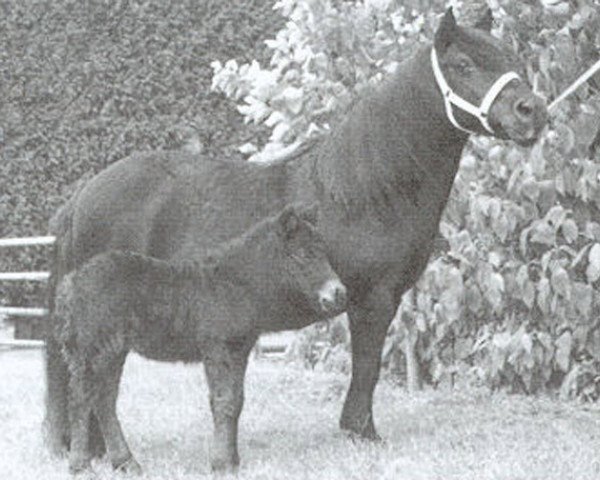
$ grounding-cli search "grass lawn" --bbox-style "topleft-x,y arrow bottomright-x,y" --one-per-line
1,349 -> 599,480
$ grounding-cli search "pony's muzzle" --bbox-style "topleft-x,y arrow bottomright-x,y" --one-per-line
318,279 -> 347,314
513,95 -> 538,122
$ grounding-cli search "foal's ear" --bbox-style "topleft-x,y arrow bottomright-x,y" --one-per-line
434,7 -> 458,54
474,8 -> 494,32
278,206 -> 301,239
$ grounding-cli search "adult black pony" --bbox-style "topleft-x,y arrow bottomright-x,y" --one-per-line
44,8 -> 548,462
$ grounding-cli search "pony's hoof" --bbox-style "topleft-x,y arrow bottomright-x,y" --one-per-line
345,428 -> 384,443
115,457 -> 142,475
340,418 -> 383,443
210,454 -> 240,473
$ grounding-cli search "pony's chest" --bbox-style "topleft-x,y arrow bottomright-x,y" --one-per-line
322,205 -> 439,285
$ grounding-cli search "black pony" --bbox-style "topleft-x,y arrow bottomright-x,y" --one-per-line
44,8 -> 548,469
55,205 -> 346,473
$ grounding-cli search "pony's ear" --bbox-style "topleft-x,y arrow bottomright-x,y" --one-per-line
298,203 -> 319,225
278,206 -> 300,239
474,8 -> 494,32
434,7 -> 458,54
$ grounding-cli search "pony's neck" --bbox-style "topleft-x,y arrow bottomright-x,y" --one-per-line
309,45 -> 469,211
389,45 -> 469,166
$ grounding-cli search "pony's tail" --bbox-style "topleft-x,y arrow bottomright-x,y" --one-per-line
43,185 -> 81,456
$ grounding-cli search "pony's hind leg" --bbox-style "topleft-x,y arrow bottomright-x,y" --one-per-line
92,351 -> 141,474
44,335 -> 71,456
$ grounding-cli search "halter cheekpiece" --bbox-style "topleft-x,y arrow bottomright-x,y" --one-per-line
430,46 -> 521,135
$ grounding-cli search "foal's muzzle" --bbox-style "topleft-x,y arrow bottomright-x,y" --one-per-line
318,279 -> 347,314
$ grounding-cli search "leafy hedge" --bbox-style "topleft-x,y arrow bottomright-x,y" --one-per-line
0,0 -> 283,337
212,0 -> 600,398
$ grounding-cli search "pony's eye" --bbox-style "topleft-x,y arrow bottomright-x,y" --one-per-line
454,58 -> 473,74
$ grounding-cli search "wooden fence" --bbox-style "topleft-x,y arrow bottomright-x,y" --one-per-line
0,236 -> 54,349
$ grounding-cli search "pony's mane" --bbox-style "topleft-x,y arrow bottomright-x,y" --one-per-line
302,21 -> 511,214
307,45 -> 453,214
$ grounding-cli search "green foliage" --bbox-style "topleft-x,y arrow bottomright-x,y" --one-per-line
0,0 -> 283,334
212,0 -> 600,398
287,314 -> 351,373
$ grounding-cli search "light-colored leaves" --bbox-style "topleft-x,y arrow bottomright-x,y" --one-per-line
560,219 -> 578,243
555,331 -> 572,372
551,266 -> 571,299
586,243 -> 600,283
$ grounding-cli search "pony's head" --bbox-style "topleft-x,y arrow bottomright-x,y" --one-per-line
269,204 -> 347,317
431,8 -> 547,146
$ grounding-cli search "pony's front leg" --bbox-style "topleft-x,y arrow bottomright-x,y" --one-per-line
203,338 -> 254,471
340,284 -> 397,440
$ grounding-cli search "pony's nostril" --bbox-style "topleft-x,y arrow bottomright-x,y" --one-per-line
514,98 -> 534,119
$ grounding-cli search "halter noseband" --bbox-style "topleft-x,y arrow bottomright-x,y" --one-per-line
430,46 -> 521,135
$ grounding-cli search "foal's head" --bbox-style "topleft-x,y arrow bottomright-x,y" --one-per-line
261,205 -> 347,317
430,8 -> 547,145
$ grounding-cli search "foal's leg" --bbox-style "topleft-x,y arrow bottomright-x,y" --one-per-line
68,360 -> 94,473
92,352 -> 141,474
340,285 -> 397,440
203,338 -> 254,471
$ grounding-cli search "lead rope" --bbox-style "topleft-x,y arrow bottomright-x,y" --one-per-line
548,57 -> 600,113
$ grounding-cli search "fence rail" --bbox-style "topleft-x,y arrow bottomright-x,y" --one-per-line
0,339 -> 45,349
0,307 -> 48,317
0,271 -> 50,281
0,236 -> 56,247
1,236 -> 55,350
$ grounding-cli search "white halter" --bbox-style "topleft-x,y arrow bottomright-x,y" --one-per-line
430,46 -> 521,135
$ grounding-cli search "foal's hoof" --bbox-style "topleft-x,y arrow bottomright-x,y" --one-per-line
42,425 -> 70,457
69,462 -> 94,478
89,440 -> 107,459
46,437 -> 69,458
114,457 -> 143,475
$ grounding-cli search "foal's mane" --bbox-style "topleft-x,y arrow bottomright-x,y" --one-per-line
115,209 -> 285,286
